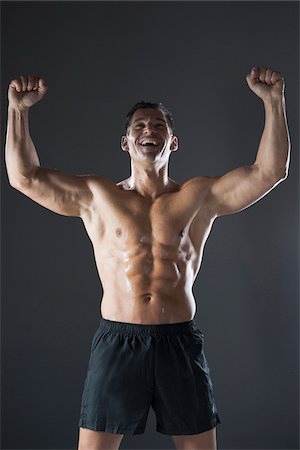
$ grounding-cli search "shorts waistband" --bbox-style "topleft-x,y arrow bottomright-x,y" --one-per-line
98,318 -> 199,336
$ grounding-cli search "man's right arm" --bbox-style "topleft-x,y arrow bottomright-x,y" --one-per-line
5,75 -> 95,218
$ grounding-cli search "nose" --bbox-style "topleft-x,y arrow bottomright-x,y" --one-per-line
142,123 -> 155,134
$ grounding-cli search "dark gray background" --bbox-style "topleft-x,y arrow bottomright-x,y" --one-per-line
1,1 -> 299,449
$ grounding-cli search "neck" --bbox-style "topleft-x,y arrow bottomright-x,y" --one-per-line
127,160 -> 174,199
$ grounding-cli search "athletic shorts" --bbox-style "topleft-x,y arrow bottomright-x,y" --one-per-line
78,318 -> 221,436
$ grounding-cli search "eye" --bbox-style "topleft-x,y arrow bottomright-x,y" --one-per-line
135,122 -> 144,128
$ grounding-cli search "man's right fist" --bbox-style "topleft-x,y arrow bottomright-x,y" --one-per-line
8,75 -> 48,109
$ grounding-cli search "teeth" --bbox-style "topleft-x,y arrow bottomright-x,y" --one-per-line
140,141 -> 160,146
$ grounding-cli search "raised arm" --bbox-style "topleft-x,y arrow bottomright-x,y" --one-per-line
205,66 -> 291,218
5,75 -> 94,218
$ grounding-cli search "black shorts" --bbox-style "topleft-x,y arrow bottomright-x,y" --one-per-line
78,318 -> 221,436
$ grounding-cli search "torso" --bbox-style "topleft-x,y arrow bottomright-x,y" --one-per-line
81,175 -> 216,324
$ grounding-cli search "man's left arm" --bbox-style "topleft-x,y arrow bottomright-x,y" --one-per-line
205,66 -> 291,218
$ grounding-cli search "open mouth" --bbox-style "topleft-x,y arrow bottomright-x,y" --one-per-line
139,139 -> 162,148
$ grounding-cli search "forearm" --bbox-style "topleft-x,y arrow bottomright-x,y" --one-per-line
255,96 -> 291,179
5,105 -> 40,187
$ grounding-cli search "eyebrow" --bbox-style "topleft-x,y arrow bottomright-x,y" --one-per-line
133,117 -> 166,123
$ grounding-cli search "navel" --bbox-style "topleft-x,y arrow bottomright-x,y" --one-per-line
143,293 -> 152,302
140,235 -> 150,244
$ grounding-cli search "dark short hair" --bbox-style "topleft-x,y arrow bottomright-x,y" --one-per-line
125,101 -> 175,134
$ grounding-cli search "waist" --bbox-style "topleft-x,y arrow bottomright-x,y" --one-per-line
98,317 -> 199,336
100,291 -> 196,324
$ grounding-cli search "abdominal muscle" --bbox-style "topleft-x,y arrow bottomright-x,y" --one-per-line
95,243 -> 198,325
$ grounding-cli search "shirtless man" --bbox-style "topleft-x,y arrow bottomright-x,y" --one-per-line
5,67 -> 290,450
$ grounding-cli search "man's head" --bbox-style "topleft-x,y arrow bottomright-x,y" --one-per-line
121,101 -> 178,162
124,101 -> 175,135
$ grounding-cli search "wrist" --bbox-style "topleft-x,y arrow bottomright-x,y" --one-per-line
8,104 -> 29,113
263,95 -> 285,111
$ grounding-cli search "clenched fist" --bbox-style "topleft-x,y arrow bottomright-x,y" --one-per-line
246,66 -> 285,102
8,75 -> 48,110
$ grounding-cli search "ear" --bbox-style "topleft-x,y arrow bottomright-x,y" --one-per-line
170,135 -> 178,152
121,135 -> 129,152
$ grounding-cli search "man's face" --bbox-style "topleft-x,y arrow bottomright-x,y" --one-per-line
121,108 -> 178,161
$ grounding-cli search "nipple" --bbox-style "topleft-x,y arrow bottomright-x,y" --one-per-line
115,228 -> 122,237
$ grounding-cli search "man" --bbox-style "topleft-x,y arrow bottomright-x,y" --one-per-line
5,67 -> 290,450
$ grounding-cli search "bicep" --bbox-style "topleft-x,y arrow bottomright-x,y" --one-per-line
13,166 -> 94,217
205,163 -> 284,217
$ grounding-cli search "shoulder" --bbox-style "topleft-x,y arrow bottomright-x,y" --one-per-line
180,175 -> 214,194
180,176 -> 219,220
84,174 -> 118,191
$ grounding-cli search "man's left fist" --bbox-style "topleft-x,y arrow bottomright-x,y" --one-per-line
246,66 -> 285,102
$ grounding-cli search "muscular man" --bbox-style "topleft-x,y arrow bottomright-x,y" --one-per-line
5,67 -> 290,450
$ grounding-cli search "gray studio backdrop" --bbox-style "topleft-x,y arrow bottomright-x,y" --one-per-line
1,1 -> 299,449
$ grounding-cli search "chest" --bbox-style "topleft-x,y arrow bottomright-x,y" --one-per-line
86,183 -> 212,252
